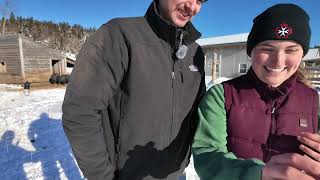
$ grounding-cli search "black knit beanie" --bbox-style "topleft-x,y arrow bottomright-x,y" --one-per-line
246,4 -> 311,57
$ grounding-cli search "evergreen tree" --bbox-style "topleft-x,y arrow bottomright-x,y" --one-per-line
0,10 -> 97,53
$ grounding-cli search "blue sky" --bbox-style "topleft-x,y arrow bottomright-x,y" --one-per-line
6,0 -> 320,46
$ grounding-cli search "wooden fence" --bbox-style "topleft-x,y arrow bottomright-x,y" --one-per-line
305,66 -> 320,87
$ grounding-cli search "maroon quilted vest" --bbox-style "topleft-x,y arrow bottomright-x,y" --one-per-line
223,68 -> 319,162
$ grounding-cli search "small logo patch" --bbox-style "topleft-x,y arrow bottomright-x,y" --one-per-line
274,23 -> 293,39
299,118 -> 308,127
189,65 -> 198,72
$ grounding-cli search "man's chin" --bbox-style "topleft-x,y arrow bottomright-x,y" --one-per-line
173,21 -> 187,27
170,16 -> 189,27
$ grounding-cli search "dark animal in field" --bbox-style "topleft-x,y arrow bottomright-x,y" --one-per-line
49,73 -> 60,84
59,75 -> 70,85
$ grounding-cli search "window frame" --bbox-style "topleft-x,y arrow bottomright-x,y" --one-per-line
238,63 -> 248,74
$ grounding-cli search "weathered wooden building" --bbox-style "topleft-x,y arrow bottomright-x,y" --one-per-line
0,34 -> 72,84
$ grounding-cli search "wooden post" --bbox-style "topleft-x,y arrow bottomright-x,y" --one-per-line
212,60 -> 216,81
212,53 -> 218,81
1,17 -> 5,35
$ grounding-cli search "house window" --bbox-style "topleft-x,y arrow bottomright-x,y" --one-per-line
0,62 -> 6,73
239,63 -> 248,74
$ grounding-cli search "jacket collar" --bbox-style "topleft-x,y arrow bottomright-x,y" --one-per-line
144,1 -> 202,49
247,67 -> 297,103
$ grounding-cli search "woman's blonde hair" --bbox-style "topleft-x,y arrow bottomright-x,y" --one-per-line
296,65 -> 313,88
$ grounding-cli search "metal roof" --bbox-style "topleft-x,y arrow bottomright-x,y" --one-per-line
196,33 -> 249,46
303,48 -> 320,61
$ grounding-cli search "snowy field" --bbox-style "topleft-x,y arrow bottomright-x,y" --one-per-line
0,76 -> 224,180
0,87 -> 84,180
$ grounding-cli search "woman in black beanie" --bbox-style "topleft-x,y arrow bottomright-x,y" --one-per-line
192,3 -> 320,180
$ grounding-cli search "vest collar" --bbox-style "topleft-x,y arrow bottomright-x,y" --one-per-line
144,1 -> 201,49
247,68 -> 297,102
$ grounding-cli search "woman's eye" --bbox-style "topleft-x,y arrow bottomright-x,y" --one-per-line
260,48 -> 273,52
286,49 -> 298,53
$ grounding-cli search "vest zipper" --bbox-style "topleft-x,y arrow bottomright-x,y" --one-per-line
271,107 -> 276,134
265,106 -> 276,162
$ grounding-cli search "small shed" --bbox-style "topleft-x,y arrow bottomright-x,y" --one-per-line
0,34 -> 68,84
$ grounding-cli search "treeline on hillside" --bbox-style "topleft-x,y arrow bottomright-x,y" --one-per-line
0,12 -> 96,53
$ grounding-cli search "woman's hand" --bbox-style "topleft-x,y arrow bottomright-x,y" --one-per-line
298,132 -> 320,162
262,132 -> 320,180
262,153 -> 316,180
297,132 -> 320,178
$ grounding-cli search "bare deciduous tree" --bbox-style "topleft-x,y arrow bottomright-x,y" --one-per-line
0,0 -> 15,34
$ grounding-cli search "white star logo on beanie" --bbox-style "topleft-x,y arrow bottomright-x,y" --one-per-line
278,27 -> 289,36
274,23 -> 293,39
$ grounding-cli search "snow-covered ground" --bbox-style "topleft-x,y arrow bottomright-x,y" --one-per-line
0,88 -> 84,180
205,76 -> 231,89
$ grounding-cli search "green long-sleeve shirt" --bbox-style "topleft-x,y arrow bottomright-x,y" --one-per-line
192,84 -> 320,180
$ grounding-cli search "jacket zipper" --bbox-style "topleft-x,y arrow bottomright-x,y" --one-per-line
170,28 -> 180,141
171,72 -> 175,87
170,62 -> 176,140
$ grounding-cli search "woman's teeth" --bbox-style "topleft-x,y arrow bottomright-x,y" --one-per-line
266,66 -> 285,72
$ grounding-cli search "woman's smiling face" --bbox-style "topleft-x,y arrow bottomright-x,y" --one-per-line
251,40 -> 304,87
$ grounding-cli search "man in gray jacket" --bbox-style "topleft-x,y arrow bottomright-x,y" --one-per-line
62,0 -> 207,179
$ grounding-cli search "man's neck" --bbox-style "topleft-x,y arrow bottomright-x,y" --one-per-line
154,0 -> 179,28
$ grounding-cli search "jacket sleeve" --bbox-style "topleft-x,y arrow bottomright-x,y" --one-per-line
192,84 -> 265,180
62,22 -> 128,180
